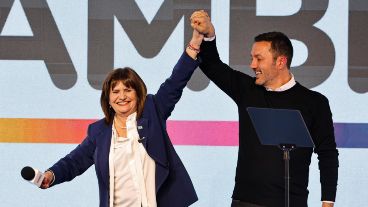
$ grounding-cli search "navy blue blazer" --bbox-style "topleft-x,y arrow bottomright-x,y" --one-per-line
49,52 -> 199,207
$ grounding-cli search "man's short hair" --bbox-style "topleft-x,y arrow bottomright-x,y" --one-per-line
254,31 -> 293,69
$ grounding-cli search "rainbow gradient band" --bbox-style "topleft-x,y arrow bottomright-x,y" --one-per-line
0,118 -> 238,145
0,118 -> 367,147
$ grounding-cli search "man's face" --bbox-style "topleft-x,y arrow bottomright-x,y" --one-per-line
249,41 -> 281,89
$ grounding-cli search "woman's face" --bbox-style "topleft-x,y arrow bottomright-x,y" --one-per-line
109,81 -> 137,117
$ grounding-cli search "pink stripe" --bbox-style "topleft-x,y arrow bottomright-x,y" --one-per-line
167,120 -> 239,146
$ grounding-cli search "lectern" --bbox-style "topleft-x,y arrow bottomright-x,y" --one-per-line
247,107 -> 315,207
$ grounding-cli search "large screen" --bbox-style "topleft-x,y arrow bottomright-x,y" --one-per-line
1,1 -> 367,206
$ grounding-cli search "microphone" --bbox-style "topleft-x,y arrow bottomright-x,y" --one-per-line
21,166 -> 45,187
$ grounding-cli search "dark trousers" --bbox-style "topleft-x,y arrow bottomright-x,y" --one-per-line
231,200 -> 266,207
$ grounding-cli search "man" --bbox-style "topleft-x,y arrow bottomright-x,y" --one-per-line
189,10 -> 339,207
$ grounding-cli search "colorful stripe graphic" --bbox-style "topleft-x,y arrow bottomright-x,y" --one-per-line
0,118 -> 367,148
0,118 -> 93,143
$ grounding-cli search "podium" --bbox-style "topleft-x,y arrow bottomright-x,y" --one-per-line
247,107 -> 314,207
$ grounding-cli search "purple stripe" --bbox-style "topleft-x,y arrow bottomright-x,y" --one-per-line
334,123 -> 368,148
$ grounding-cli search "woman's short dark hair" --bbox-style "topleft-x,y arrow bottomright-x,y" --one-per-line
254,31 -> 293,69
100,67 -> 147,124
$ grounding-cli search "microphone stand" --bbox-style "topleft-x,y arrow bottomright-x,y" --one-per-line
279,144 -> 296,207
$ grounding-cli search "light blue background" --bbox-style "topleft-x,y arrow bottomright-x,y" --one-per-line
1,0 -> 367,206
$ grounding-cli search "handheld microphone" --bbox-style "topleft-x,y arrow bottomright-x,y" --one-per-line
21,166 -> 45,187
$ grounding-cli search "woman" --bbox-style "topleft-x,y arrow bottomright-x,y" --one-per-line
40,31 -> 203,207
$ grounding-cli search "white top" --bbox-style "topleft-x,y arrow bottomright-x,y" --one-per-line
108,112 -> 156,207
265,73 -> 296,92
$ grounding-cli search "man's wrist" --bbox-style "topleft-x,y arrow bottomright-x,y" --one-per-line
322,200 -> 334,207
204,35 -> 215,42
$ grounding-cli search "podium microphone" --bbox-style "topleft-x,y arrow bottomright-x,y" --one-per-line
21,166 -> 45,187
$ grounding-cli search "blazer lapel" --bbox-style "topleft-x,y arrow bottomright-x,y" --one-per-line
137,114 -> 169,191
96,124 -> 112,189
137,117 -> 169,167
137,118 -> 149,149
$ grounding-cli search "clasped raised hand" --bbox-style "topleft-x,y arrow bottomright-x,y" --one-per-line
190,10 -> 215,38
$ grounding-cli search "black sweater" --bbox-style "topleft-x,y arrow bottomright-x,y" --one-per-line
199,39 -> 338,207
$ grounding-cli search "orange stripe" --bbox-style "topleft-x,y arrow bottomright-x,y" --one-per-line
0,118 -> 95,143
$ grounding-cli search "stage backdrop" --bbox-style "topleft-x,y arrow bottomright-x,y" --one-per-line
1,0 -> 367,206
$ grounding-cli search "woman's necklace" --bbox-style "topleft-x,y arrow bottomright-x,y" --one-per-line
114,116 -> 127,129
